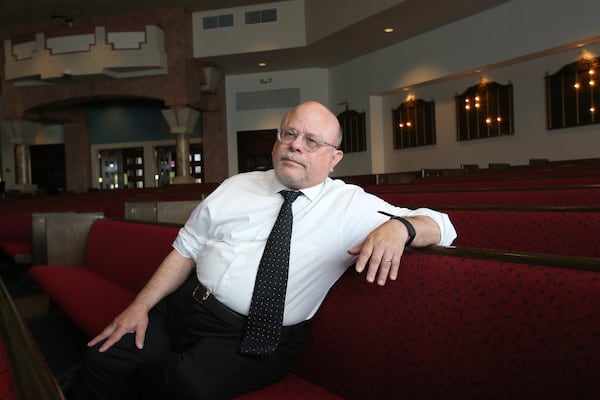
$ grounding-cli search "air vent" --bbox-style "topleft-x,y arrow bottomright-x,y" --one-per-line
202,13 -> 234,30
236,88 -> 300,111
245,8 -> 277,25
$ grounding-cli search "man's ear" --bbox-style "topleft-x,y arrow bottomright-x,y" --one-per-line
330,150 -> 344,172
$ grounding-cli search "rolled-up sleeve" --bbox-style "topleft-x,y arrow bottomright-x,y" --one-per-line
172,202 -> 210,260
387,206 -> 457,246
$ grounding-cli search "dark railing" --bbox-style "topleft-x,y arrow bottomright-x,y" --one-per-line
0,279 -> 64,400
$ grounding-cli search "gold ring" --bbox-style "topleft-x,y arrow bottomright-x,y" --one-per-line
383,259 -> 392,263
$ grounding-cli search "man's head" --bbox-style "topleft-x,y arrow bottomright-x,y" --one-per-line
272,101 -> 344,189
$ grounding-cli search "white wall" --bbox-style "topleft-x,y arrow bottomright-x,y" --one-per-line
377,43 -> 600,172
225,68 -> 329,174
193,0 -> 306,57
336,0 -> 600,175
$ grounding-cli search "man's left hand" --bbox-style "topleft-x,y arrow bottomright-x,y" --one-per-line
347,219 -> 409,286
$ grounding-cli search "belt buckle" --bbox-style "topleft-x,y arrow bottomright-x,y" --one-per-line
192,284 -> 211,303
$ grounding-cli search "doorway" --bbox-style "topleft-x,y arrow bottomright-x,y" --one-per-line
237,129 -> 276,173
30,143 -> 66,194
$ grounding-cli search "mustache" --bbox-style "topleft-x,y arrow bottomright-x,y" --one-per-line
278,152 -> 307,167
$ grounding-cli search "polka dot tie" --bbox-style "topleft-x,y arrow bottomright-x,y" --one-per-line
239,190 -> 301,356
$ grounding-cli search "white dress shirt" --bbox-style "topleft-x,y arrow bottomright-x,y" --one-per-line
173,170 -> 456,325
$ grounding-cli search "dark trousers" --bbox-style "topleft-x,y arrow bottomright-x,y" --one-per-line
70,276 -> 307,400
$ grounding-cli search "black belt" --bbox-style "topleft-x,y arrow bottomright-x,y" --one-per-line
190,278 -> 308,339
191,280 -> 246,329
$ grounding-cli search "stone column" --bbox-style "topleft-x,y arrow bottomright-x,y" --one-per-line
4,119 -> 38,193
161,106 -> 200,184
14,143 -> 31,186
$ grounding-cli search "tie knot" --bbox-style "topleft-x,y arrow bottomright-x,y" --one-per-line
280,190 -> 301,203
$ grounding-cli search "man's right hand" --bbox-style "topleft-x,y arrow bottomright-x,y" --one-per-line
87,303 -> 149,353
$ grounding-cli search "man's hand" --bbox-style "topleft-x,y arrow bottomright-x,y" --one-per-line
86,250 -> 195,353
87,303 -> 149,353
347,219 -> 409,286
348,215 -> 442,285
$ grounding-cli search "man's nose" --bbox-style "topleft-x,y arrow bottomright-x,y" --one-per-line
289,134 -> 304,150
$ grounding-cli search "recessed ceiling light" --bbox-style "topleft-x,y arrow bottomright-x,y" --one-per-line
384,27 -> 394,33
258,62 -> 267,67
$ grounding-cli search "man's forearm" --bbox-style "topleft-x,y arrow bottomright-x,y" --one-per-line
132,249 -> 196,312
398,215 -> 441,247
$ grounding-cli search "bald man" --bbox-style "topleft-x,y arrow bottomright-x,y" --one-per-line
72,101 -> 456,399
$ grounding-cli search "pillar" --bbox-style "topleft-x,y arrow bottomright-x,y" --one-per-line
3,119 -> 38,193
161,106 -> 201,184
14,143 -> 31,186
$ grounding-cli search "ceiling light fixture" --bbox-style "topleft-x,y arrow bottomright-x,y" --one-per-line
51,14 -> 74,27
384,27 -> 394,33
258,62 -> 267,67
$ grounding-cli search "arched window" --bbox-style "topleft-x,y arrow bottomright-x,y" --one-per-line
455,79 -> 514,141
392,96 -> 436,149
337,105 -> 367,153
546,54 -> 599,129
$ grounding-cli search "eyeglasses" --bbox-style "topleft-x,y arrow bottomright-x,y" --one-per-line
277,128 -> 338,152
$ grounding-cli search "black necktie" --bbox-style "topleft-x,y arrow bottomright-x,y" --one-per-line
239,190 -> 301,356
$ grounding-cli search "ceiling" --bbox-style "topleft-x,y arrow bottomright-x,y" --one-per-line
0,0 -> 511,75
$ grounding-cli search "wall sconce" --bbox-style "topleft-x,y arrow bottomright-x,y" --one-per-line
456,78 -> 513,141
546,52 -> 600,129
393,96 -> 436,149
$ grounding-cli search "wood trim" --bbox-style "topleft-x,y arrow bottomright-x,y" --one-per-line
409,245 -> 600,272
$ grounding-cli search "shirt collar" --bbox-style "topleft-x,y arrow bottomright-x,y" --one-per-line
268,170 -> 326,202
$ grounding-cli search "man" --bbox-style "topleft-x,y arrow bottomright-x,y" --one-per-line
72,101 -> 456,399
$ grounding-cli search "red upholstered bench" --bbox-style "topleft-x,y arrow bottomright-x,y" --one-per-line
0,213 -> 32,264
29,219 -> 181,338
0,241 -> 32,264
28,219 -> 600,399
378,186 -> 600,207
444,207 -> 600,258
262,250 -> 600,399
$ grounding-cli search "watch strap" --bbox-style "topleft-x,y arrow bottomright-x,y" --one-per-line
391,216 -> 416,246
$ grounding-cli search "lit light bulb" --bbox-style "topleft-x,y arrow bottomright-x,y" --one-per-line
485,117 -> 492,124
574,82 -> 580,89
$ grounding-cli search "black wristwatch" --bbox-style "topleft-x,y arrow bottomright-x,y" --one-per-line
378,211 -> 416,246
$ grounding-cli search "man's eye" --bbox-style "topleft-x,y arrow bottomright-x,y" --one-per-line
307,137 -> 319,145
285,131 -> 296,138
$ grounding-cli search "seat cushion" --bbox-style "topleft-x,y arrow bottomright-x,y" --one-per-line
29,265 -> 135,338
0,241 -> 31,258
